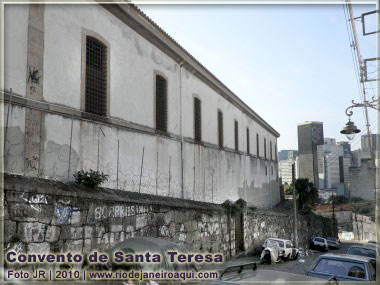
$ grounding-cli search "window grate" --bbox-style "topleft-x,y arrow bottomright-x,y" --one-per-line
270,141 -> 273,160
218,111 -> 223,148
85,36 -> 107,116
234,121 -> 239,151
275,144 -> 277,161
194,98 -> 201,142
246,128 -> 250,154
156,75 -> 168,132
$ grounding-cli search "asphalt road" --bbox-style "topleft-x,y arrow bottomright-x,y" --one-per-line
258,241 -> 360,275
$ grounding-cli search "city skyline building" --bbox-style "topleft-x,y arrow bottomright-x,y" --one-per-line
278,149 -> 298,161
297,121 -> 324,188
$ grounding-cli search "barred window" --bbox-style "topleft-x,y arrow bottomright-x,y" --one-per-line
270,141 -> 273,160
264,138 -> 267,159
194,97 -> 201,142
155,75 -> 168,132
246,128 -> 250,154
256,133 -> 259,157
218,110 -> 223,148
85,36 -> 107,116
275,144 -> 278,161
234,120 -> 239,151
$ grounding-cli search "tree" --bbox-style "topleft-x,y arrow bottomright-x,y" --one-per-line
284,183 -> 293,195
294,178 -> 319,212
327,195 -> 349,205
349,197 -> 364,203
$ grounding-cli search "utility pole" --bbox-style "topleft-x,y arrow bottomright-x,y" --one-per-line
347,0 -> 375,165
292,163 -> 298,248
332,191 -> 336,238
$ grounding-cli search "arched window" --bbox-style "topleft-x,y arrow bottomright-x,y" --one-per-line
85,36 -> 107,116
234,120 -> 239,151
155,75 -> 168,132
194,97 -> 201,142
218,110 -> 223,148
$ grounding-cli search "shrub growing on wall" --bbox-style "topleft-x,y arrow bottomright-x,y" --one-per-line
73,169 -> 109,188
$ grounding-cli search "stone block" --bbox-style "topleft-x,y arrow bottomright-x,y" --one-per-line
111,224 -> 123,232
125,225 -> 134,233
64,239 -> 83,253
4,220 -> 16,243
83,239 -> 92,254
84,226 -> 94,239
70,211 -> 81,225
136,215 -> 147,230
8,202 -> 53,223
45,226 -> 60,242
52,206 -> 72,225
6,191 -> 29,203
17,222 -> 46,242
95,226 -> 105,238
60,226 -> 83,240
28,242 -> 50,253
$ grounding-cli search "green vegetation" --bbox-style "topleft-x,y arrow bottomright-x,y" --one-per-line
73,169 -> 109,188
294,178 -> 319,212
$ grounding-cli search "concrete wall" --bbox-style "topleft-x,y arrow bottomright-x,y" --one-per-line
4,3 -> 280,208
352,213 -> 376,241
349,159 -> 375,201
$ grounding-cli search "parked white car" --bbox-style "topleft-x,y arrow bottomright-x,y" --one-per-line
262,238 -> 298,261
309,237 -> 329,252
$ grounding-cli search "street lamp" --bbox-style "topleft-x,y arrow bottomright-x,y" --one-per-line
340,97 -> 379,140
340,118 -> 360,140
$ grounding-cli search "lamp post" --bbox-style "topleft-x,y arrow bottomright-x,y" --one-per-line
340,98 -> 379,141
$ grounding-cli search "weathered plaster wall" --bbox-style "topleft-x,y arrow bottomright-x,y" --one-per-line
42,3 -> 279,155
4,104 -> 279,207
4,3 -> 280,208
4,4 -> 29,96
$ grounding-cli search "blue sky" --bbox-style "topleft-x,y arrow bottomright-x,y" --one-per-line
139,4 -> 378,151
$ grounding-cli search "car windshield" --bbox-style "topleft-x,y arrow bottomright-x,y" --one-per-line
347,247 -> 376,258
268,240 -> 284,247
315,238 -> 325,243
314,258 -> 367,279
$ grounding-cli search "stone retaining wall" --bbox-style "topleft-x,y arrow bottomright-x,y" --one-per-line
4,174 -> 233,258
3,174 -> 332,260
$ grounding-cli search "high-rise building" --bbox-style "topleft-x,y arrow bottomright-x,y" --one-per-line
317,138 -> 351,196
278,150 -> 298,161
279,158 -> 298,184
337,141 -> 351,156
297,121 -> 324,188
361,134 -> 380,151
